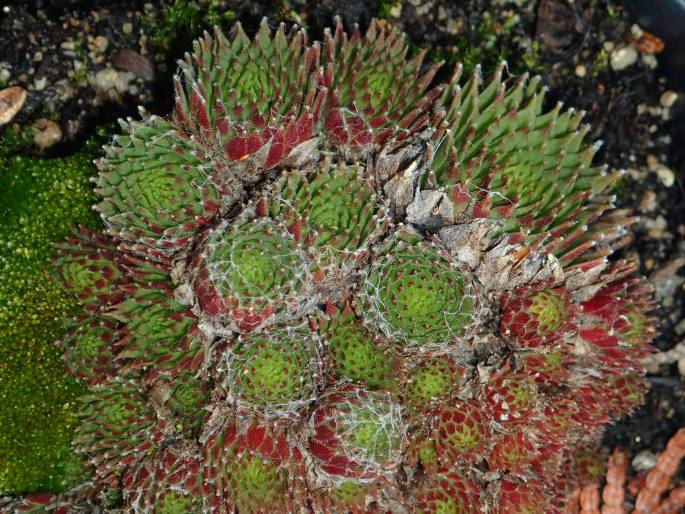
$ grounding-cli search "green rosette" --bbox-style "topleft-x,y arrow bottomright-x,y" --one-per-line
193,218 -> 307,330
108,287 -> 200,382
96,116 -> 221,259
322,18 -> 441,151
74,380 -> 156,479
55,226 -> 123,311
223,327 -> 318,416
265,162 -> 380,254
361,240 -> 474,347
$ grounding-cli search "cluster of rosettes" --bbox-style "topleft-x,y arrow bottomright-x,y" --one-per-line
12,18 -> 656,514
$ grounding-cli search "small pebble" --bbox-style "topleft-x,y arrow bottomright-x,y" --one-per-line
93,35 -> 108,53
646,154 -> 659,171
639,190 -> 657,213
610,46 -> 638,71
574,64 -> 586,78
33,118 -> 62,149
122,22 -> 133,34
678,356 -> 685,377
389,3 -> 402,17
632,450 -> 657,472
34,76 -> 47,91
660,90 -> 678,108
642,53 -> 658,69
0,86 -> 27,125
646,215 -> 668,239
113,49 -> 154,81
655,164 -> 675,187
446,18 -> 462,35
92,67 -> 118,91
114,71 -> 134,93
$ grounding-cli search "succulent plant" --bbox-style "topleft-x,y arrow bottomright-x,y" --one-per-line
5,18 -> 657,513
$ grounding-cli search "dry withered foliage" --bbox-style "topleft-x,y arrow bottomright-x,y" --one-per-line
566,428 -> 685,514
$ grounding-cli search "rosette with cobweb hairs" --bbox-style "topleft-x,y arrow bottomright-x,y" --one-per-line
27,16 -> 657,514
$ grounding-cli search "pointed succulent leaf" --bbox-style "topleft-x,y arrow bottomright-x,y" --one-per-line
110,287 -> 201,381
60,316 -> 120,385
174,20 -> 325,170
487,431 -> 543,478
496,480 -> 552,514
580,266 -> 656,367
428,63 -> 622,261
483,371 -> 539,426
518,350 -> 573,386
605,374 -> 646,417
412,473 -> 482,514
500,285 -> 575,348
1,493 -> 90,514
309,479 -> 398,514
404,355 -> 464,412
321,303 -> 397,390
264,161 -> 381,254
433,399 -> 488,464
122,445 -> 204,514
567,383 -> 612,429
202,422 -> 302,514
164,371 -> 209,439
410,432 -> 439,471
562,445 -> 606,489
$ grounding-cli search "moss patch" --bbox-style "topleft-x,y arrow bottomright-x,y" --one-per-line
0,133 -> 102,494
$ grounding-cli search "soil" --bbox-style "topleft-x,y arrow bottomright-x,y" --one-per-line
2,0 -> 684,492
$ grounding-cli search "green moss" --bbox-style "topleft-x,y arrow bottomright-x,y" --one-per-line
0,124 -> 35,159
426,10 -> 543,76
142,0 -> 236,73
377,0 -> 397,19
0,132 -> 103,494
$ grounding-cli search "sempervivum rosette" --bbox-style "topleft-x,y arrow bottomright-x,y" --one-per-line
23,16 -> 656,514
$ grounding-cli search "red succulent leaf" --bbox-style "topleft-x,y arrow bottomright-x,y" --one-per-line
433,399 -> 489,464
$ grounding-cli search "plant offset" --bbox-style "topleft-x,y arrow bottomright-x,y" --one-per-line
4,18 -> 657,513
